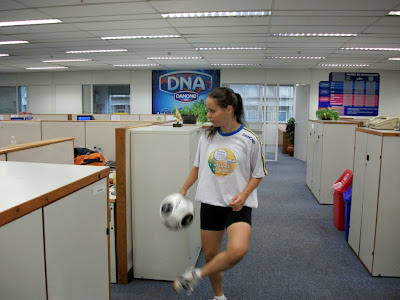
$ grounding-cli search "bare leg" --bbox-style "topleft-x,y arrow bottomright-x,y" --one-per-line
200,222 -> 251,284
201,229 -> 225,296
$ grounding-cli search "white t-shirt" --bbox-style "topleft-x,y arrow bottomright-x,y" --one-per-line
194,124 -> 267,208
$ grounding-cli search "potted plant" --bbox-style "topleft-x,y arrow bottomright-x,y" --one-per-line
316,107 -> 340,120
179,105 -> 197,124
174,100 -> 209,124
286,117 -> 295,156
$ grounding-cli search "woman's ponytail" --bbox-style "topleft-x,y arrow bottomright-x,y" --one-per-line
206,87 -> 246,139
234,93 -> 245,124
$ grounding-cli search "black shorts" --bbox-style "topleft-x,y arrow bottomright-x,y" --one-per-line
200,203 -> 252,231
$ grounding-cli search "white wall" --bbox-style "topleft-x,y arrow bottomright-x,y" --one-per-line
55,85 -> 82,114
131,70 -> 152,114
27,86 -> 53,113
1,68 -> 399,118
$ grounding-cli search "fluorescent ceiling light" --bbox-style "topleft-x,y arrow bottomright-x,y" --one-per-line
273,33 -> 357,37
26,66 -> 68,70
341,47 -> 400,51
66,49 -> 127,53
0,54 -> 9,57
102,35 -> 180,40
0,40 -> 29,45
212,63 -> 262,66
388,58 -> 400,60
43,59 -> 92,63
196,47 -> 265,50
318,64 -> 369,67
265,56 -> 325,60
114,64 -> 159,67
387,11 -> 400,16
147,56 -> 203,60
0,19 -> 62,27
161,11 -> 270,18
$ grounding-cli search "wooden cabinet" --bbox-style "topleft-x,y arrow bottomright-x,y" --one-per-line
130,125 -> 202,280
306,120 -> 359,204
348,128 -> 400,277
0,161 -> 110,299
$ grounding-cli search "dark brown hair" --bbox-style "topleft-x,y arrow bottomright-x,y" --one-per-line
206,87 -> 245,139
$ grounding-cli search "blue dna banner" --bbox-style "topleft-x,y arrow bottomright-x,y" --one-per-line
152,70 -> 220,114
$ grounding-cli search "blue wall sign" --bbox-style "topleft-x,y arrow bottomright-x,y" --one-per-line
319,72 -> 379,117
152,70 -> 220,114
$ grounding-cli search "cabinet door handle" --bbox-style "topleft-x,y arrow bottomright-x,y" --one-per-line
366,154 -> 369,161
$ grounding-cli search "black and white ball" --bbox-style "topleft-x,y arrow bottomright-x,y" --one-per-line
160,193 -> 194,231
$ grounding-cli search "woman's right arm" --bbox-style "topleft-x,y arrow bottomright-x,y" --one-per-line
179,166 -> 199,196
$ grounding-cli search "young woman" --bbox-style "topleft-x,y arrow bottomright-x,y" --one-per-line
173,87 -> 267,299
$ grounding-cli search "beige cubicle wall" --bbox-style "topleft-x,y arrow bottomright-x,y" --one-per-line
41,121 -> 86,148
32,114 -> 70,120
0,138 -> 75,164
93,114 -> 112,120
86,121 -> 152,162
112,114 -> 140,121
71,114 -> 172,122
0,114 -> 71,121
71,114 -> 111,121
0,114 -> 33,121
139,114 -> 165,122
0,119 -> 161,161
0,121 -> 42,148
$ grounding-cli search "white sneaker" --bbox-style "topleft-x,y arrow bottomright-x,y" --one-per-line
172,267 -> 201,295
213,296 -> 227,300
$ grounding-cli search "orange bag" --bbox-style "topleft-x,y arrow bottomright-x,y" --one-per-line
74,153 -> 105,166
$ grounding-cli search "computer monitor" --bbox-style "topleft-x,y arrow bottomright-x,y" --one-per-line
77,115 -> 94,121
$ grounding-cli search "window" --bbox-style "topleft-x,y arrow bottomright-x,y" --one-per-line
279,111 -> 287,122
278,85 -> 294,123
18,86 -> 27,112
224,84 -> 263,123
93,85 -> 130,114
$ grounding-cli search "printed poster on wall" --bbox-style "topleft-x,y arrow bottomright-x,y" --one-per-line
319,72 -> 379,116
152,70 -> 220,114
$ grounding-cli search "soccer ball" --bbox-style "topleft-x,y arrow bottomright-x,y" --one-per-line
160,193 -> 194,231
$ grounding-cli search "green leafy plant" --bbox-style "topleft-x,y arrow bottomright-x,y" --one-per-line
316,108 -> 340,120
173,100 -> 209,123
286,117 -> 295,145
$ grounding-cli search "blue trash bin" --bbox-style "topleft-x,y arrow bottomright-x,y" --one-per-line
343,185 -> 352,242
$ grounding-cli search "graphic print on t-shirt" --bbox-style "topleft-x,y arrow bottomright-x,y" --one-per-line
208,148 -> 237,177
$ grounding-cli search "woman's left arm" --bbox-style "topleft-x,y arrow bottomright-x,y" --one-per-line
229,177 -> 262,211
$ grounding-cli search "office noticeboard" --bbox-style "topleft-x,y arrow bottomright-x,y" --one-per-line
152,70 -> 220,114
319,72 -> 379,117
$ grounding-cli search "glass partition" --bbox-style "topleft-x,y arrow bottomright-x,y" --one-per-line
0,86 -> 17,113
82,85 -> 91,114
93,84 -> 130,114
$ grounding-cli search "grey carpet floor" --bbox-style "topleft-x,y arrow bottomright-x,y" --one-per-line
112,153 -> 400,300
